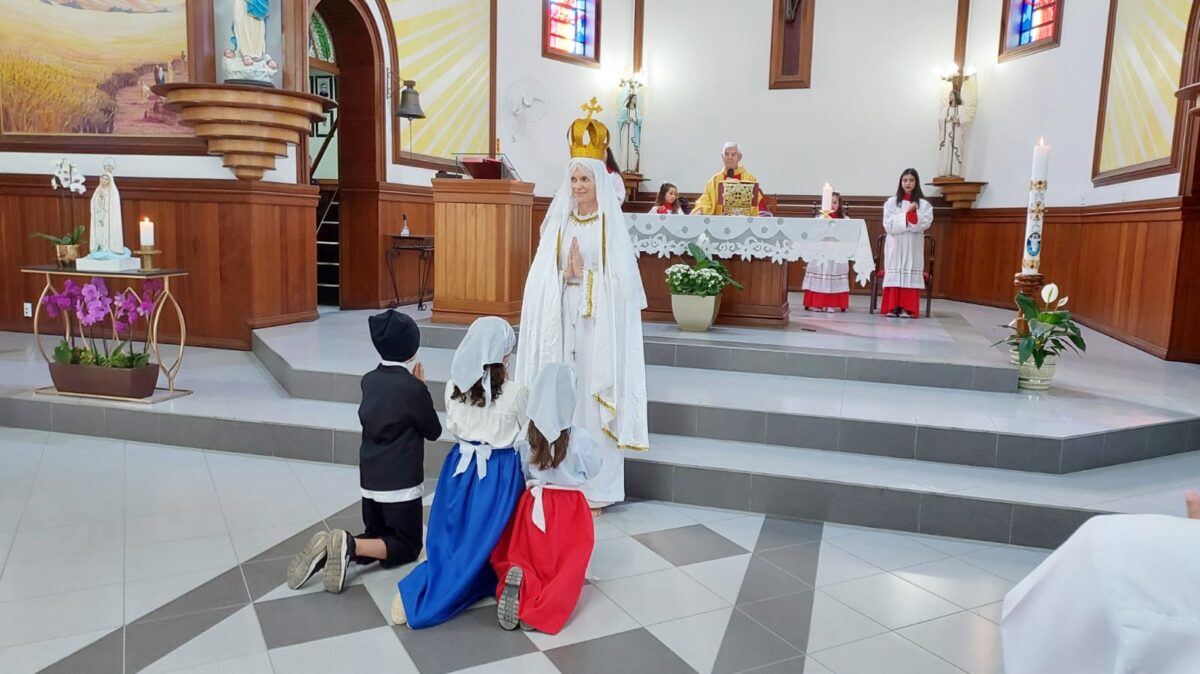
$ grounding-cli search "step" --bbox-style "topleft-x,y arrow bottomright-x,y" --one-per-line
250,334 -> 1199,475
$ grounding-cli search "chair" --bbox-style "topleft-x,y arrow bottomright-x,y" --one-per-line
868,233 -> 936,318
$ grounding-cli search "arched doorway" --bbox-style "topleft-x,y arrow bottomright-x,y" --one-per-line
306,0 -> 388,307
1177,0 -> 1200,197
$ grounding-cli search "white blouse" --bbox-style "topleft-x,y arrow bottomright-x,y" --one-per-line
444,380 -> 530,449
519,428 -> 605,488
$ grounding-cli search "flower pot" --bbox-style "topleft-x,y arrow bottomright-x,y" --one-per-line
54,244 -> 80,268
1016,354 -> 1058,390
671,294 -> 721,332
48,362 -> 159,399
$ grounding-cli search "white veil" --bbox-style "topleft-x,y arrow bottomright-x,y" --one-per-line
517,157 -> 649,451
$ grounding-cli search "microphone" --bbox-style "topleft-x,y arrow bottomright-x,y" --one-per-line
726,168 -> 736,179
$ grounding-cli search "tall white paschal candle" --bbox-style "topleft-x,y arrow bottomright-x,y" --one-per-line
139,217 -> 155,248
1021,138 -> 1050,275
821,182 -> 833,213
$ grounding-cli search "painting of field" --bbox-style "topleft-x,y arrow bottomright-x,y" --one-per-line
0,0 -> 190,136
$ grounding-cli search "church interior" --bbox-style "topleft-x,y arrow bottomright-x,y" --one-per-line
1,0 -> 1199,672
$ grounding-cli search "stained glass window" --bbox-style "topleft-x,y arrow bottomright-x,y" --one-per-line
1000,0 -> 1062,61
544,0 -> 599,66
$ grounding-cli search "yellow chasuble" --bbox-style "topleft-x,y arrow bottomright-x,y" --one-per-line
692,166 -> 764,215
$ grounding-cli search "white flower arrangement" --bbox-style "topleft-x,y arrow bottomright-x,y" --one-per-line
51,159 -> 86,195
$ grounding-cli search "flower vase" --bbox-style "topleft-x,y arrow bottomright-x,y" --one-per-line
54,244 -> 80,268
671,294 -> 721,332
1016,354 -> 1058,390
48,362 -> 159,399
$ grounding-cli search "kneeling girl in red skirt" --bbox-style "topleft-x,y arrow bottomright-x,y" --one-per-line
490,363 -> 605,633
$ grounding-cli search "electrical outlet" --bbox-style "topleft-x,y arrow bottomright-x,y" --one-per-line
23,302 -> 33,318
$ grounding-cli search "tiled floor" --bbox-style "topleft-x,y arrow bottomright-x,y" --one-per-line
0,428 -> 1047,674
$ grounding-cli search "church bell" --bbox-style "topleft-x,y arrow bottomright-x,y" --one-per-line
396,80 -> 425,119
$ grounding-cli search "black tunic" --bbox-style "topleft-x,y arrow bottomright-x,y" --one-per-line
357,365 -> 442,493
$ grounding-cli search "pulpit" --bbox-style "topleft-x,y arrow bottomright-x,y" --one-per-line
431,178 -> 535,325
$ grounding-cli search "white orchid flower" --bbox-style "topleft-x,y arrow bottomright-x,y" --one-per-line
51,177 -> 59,189
697,233 -> 710,252
1057,297 -> 1069,308
1040,283 -> 1059,305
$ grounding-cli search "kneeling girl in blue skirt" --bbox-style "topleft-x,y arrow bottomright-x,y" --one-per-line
392,316 -> 529,628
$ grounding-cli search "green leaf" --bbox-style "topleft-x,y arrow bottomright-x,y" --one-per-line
1068,333 -> 1087,352
52,340 -> 73,364
30,232 -> 68,245
1018,335 -> 1034,364
1033,350 -> 1045,369
1015,293 -> 1039,322
686,243 -> 708,262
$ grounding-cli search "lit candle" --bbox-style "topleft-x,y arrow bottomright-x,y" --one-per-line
1031,137 -> 1050,182
820,182 -> 833,214
139,217 -> 155,248
1021,138 -> 1050,275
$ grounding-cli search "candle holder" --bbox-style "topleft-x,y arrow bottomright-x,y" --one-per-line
139,247 -> 162,272
819,210 -> 833,219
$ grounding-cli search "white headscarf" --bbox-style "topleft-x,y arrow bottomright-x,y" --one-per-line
528,364 -> 576,442
450,316 -> 516,406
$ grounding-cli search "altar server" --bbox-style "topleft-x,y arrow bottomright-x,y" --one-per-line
880,168 -> 933,318
651,182 -> 683,214
392,317 -> 528,629
490,364 -> 604,634
802,191 -> 851,313
1001,514 -> 1200,673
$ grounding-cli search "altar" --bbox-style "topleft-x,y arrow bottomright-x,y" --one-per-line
626,213 -> 874,327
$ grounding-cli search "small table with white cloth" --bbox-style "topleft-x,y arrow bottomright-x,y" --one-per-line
625,213 -> 874,327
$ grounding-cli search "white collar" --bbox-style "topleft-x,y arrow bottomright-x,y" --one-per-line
381,360 -> 412,369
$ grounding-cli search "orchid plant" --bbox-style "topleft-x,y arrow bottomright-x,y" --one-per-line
665,235 -> 744,297
32,159 -> 88,247
993,283 -> 1087,369
42,277 -> 163,369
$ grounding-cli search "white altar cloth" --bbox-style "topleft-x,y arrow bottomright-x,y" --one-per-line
624,213 -> 874,285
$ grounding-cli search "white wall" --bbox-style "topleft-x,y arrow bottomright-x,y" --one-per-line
638,0 -> 957,199
496,0 -> 636,195
963,0 -> 1181,207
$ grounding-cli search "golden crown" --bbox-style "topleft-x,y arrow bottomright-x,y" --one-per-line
569,97 -> 609,160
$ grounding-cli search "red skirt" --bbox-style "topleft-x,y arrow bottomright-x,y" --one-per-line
490,488 -> 594,634
803,290 -> 849,311
881,287 -> 921,317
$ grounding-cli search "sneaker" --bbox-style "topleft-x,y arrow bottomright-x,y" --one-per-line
324,529 -> 353,594
286,531 -> 328,589
391,592 -> 408,626
497,566 -> 524,630
519,621 -> 535,632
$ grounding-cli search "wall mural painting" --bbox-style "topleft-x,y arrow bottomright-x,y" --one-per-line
388,0 -> 491,159
0,0 -> 190,137
1096,0 -> 1190,174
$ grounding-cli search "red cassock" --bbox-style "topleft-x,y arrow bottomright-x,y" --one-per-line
490,487 -> 594,634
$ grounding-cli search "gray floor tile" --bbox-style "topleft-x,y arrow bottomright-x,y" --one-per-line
1147,420 -> 1189,457
756,544 -> 821,588
0,398 -> 53,431
51,402 -> 105,437
243,556 -> 297,601
743,656 -> 812,673
1009,505 -> 1098,549
1059,433 -> 1104,472
672,466 -> 750,511
918,494 -> 1012,543
125,605 -> 241,673
676,344 -> 731,370
696,406 -> 767,443
755,518 -> 825,552
647,402 -> 698,436
712,609 -> 802,674
255,585 -> 386,650
787,353 -> 848,380
39,628 -> 123,674
133,566 -> 250,624
1101,428 -> 1148,466
728,348 -> 788,375
249,523 -> 330,564
544,627 -> 695,674
838,420 -> 915,459
996,435 -> 1062,473
158,413 -> 218,450
915,427 -> 998,468
270,426 -> 334,463
634,524 -> 748,567
625,459 -> 674,502
736,556 -> 812,605
737,590 -> 816,653
333,374 -> 363,405
644,341 -> 677,366
972,367 -> 1017,393
395,606 -> 538,674
765,414 -> 839,451
846,356 -> 907,385
104,407 -> 159,443
906,362 -> 974,390
333,430 -> 360,466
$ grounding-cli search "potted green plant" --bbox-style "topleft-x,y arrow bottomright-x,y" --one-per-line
31,225 -> 86,268
993,283 -> 1086,390
665,238 -> 743,332
41,277 -> 163,399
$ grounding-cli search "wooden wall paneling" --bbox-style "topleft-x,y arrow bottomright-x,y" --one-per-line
0,176 -> 318,350
380,184 -> 435,306
1168,206 -> 1200,358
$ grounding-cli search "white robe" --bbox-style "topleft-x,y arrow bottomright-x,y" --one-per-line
1001,514 -> 1200,674
517,157 -> 649,507
88,174 -> 126,256
880,196 -> 933,289
233,0 -> 267,60
801,260 -> 849,295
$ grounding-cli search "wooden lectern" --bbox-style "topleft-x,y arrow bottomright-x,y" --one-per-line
431,178 -> 535,325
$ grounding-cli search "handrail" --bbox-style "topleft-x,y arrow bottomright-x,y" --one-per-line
310,116 -> 340,180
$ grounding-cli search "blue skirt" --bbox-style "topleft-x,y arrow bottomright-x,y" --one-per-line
398,443 -> 524,629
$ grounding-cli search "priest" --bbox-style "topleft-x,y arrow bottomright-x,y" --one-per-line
691,142 -> 766,216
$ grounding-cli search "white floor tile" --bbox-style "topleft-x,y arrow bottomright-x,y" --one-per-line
450,652 -> 561,674
16,494 -> 124,532
812,543 -> 886,587
596,568 -> 728,626
0,583 -> 124,649
601,501 -> 698,536
143,605 -> 266,673
586,536 -> 673,582
525,585 -> 640,651
898,611 -> 1003,674
804,593 -> 889,653
826,531 -> 948,571
0,628 -> 113,674
813,631 -> 963,674
679,554 -> 753,604
895,558 -> 1015,610
821,573 -> 961,630
125,534 -> 238,583
125,482 -> 222,518
125,507 -> 229,548
266,626 -> 418,674
971,601 -> 1004,625
663,502 -> 746,524
167,652 -> 275,674
124,567 -> 229,623
646,608 -> 734,674
701,515 -> 765,551
7,519 -> 124,563
0,547 -> 124,602
958,546 -> 1049,584
219,496 -> 321,534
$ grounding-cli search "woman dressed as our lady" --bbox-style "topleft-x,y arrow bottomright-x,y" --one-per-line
516,99 -> 649,509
